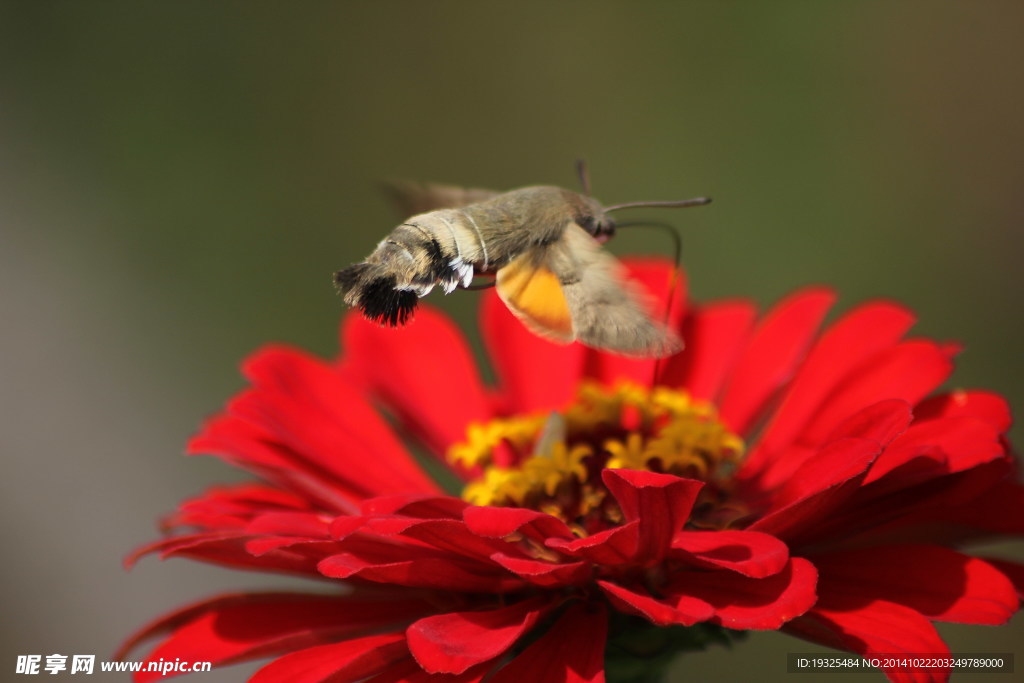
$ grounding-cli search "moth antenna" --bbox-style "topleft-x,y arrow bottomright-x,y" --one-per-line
614,220 -> 684,386
604,197 -> 711,212
575,159 -> 592,196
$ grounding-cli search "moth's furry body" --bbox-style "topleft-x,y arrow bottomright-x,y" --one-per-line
335,182 -> 688,357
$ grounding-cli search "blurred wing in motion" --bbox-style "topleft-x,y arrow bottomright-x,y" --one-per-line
494,248 -> 575,343
496,223 -> 681,357
381,180 -> 500,216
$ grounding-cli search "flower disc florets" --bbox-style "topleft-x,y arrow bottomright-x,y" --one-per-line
452,382 -> 745,534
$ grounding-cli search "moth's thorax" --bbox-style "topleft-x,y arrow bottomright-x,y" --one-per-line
472,185 -> 608,235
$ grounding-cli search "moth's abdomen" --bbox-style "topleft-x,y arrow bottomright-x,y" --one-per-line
415,210 -> 490,274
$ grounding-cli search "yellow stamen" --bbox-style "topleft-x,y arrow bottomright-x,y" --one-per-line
447,415 -> 548,468
447,382 -> 745,523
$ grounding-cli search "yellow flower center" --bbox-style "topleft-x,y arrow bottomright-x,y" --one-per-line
448,382 -> 745,532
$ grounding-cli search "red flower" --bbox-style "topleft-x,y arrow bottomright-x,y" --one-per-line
122,260 -> 1023,683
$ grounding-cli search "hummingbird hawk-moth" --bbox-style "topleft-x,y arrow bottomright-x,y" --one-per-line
334,169 -> 709,358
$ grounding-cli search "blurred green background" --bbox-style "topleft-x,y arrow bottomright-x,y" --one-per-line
2,2 -> 1021,681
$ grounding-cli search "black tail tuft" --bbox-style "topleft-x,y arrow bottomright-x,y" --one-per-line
334,264 -> 418,326
358,276 -> 418,326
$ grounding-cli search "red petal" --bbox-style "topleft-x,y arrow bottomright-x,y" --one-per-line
930,463 -> 1024,533
749,437 -> 882,544
336,516 -> 528,574
385,518 -> 522,563
362,494 -> 469,519
867,416 -> 1004,484
915,389 -> 1012,433
481,286 -> 585,414
663,300 -> 757,401
598,580 -> 714,626
245,511 -> 331,537
588,259 -> 688,388
718,288 -> 836,435
462,506 -> 575,542
343,307 -> 491,458
128,532 -> 326,575
116,592 -> 285,660
246,347 -> 439,496
489,552 -> 590,587
754,302 -> 915,457
799,340 -> 954,445
121,594 -> 431,682
328,514 -> 372,540
546,522 -> 640,566
191,345 -> 440,507
671,530 -> 790,578
490,602 -> 608,683
745,399 -> 911,492
832,460 -> 1024,545
245,535 -> 327,556
367,660 -> 488,683
406,597 -> 551,674
188,413 -> 362,513
243,511 -> 333,555
825,398 -> 915,445
813,545 -> 1018,625
325,519 -> 513,564
668,557 -> 818,629
602,469 -> 702,564
772,436 -> 881,510
982,558 -> 1024,600
318,554 -> 520,593
159,482 -> 314,532
786,598 -> 951,683
249,632 -> 408,683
